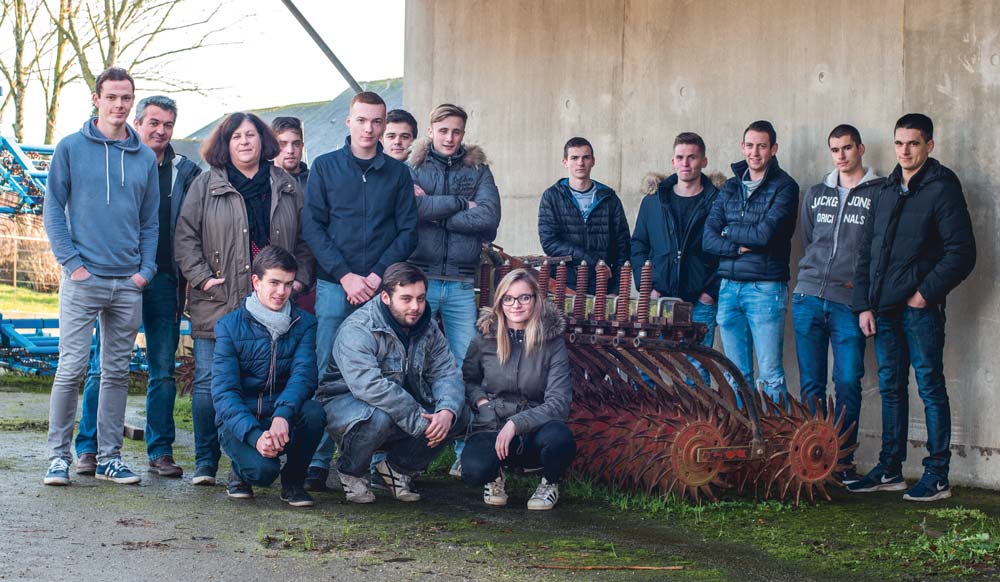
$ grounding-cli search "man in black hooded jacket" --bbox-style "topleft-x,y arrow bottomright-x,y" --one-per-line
848,113 -> 976,502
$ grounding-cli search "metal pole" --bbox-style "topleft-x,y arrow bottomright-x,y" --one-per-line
279,0 -> 364,94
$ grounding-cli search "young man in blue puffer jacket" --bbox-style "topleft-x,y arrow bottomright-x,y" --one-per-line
703,120 -> 799,404
212,246 -> 325,507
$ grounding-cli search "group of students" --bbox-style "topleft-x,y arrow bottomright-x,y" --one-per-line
40,64 -> 976,511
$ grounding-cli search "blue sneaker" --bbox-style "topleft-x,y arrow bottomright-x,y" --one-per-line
903,473 -> 951,502
95,457 -> 141,484
847,464 -> 906,493
44,458 -> 71,486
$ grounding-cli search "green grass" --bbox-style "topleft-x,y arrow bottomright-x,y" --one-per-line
0,283 -> 59,315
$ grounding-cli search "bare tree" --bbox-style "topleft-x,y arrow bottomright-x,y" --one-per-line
50,0 -> 230,94
33,0 -> 81,143
0,0 -> 48,141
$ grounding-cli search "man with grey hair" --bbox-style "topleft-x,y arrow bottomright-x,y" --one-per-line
73,94 -> 202,479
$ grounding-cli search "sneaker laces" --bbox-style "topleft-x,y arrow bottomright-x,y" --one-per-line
532,479 -> 558,502
107,458 -> 130,474
341,474 -> 369,496
50,458 -> 69,472
378,463 -> 413,493
486,475 -> 506,497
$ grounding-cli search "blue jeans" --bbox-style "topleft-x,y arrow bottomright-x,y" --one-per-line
336,406 -> 470,477
426,278 -> 478,460
461,421 -> 577,485
874,306 -> 950,477
792,294 -> 865,464
193,338 -> 221,472
74,273 -> 181,461
220,400 -> 325,486
687,300 -> 719,385
310,279 -> 362,470
716,279 -> 788,402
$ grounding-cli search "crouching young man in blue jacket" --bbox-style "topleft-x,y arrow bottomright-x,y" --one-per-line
212,246 -> 325,507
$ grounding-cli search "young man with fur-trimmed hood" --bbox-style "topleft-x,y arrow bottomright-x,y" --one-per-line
407,103 -> 502,478
631,132 -> 723,356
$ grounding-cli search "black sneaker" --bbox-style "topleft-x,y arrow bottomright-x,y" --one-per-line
847,464 -> 906,493
226,471 -> 254,499
836,468 -> 863,486
303,466 -> 329,492
280,483 -> 315,508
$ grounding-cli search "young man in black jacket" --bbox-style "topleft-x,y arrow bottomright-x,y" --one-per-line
301,91 -> 418,490
849,114 -> 976,502
632,132 -> 720,362
703,121 -> 799,403
538,137 -> 631,295
793,124 -> 879,484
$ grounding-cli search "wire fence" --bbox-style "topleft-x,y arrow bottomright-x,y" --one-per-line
0,215 -> 60,315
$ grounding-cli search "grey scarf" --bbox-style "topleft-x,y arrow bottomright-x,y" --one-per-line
245,292 -> 292,339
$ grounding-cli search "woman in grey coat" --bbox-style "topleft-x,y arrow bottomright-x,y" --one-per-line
460,269 -> 576,510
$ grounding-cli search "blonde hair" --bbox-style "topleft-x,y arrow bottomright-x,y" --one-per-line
489,269 -> 544,365
429,103 -> 468,125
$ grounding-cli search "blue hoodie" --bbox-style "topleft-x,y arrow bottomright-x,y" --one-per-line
43,117 -> 159,281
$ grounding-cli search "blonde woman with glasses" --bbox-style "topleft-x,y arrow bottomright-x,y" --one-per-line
460,269 -> 576,510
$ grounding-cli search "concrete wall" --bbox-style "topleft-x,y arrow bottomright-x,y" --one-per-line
404,0 -> 1000,488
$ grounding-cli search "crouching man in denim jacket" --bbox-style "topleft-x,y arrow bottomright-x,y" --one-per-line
317,263 -> 469,504
212,246 -> 325,507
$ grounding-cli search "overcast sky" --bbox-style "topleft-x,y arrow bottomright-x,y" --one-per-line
7,0 -> 405,143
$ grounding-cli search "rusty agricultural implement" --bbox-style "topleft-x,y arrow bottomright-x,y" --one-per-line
480,245 -> 855,505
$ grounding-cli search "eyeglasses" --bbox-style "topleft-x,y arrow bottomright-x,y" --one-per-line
501,293 -> 535,306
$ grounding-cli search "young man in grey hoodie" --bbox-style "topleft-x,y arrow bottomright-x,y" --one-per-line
792,124 -> 880,485
42,67 -> 159,486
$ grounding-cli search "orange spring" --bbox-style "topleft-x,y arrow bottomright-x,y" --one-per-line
573,261 -> 589,319
593,260 -> 610,320
616,261 -> 632,320
538,260 -> 550,299
555,261 -> 568,313
478,263 -> 492,308
637,260 -> 653,324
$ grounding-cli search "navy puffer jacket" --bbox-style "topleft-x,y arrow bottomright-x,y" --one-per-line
703,157 -> 799,282
211,301 -> 319,446
538,179 -> 631,294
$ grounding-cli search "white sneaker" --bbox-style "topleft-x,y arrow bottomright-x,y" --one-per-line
338,471 -> 376,504
483,472 -> 508,506
449,458 -> 463,479
374,459 -> 421,502
527,478 -> 559,511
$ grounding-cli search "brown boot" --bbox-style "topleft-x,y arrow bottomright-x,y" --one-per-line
76,453 -> 97,475
149,455 -> 184,478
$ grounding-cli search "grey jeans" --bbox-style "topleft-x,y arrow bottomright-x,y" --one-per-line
47,271 -> 143,463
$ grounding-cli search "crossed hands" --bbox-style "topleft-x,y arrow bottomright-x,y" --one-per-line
255,417 -> 290,458
420,409 -> 455,448
341,272 -> 382,305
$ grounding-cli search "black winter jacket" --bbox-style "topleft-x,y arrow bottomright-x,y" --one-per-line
703,157 -> 799,282
407,138 -> 501,279
462,301 -> 571,436
538,179 -> 631,294
211,301 -> 318,447
631,173 -> 720,302
302,137 -> 418,283
852,158 -> 976,314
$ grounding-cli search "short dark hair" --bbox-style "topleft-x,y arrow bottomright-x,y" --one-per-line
743,120 -> 777,146
673,132 -> 706,155
251,245 -> 298,278
386,109 -> 418,135
271,116 -> 304,139
894,113 -> 934,141
350,91 -> 386,110
382,263 -> 428,297
828,124 -> 862,146
563,137 -> 593,159
200,112 -> 280,169
94,67 -> 135,96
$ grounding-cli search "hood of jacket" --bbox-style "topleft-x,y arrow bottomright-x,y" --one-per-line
80,117 -> 143,152
823,166 -> 879,189
474,300 -> 566,341
408,137 -> 488,170
641,171 -> 727,196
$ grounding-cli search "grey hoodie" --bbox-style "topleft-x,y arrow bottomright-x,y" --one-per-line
794,167 -> 881,305
43,117 -> 159,281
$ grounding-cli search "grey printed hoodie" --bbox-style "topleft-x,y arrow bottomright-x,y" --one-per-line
43,117 -> 159,281
794,167 -> 882,305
